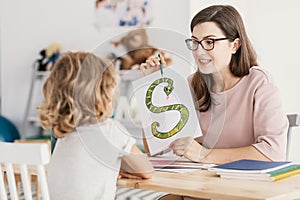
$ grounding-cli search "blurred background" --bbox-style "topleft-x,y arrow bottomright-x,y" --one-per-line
1,0 -> 299,160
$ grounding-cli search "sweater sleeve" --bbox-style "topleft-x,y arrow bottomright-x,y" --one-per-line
252,81 -> 288,161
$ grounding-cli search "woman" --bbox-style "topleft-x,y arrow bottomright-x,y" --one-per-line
140,5 -> 288,165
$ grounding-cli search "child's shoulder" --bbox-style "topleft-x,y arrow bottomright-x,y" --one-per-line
98,119 -> 136,150
99,118 -> 123,126
97,118 -> 130,135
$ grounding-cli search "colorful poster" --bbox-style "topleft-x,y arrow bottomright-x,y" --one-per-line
94,0 -> 152,28
132,66 -> 202,155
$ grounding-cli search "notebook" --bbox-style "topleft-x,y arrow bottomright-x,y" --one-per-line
209,159 -> 291,174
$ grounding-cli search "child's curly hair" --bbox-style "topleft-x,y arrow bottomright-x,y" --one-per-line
37,51 -> 118,138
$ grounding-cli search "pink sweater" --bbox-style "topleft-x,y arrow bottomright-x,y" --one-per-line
194,67 -> 288,161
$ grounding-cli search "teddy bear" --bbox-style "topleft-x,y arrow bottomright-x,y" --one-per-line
110,28 -> 171,70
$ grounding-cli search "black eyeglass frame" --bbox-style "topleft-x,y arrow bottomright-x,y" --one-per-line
185,37 -> 229,51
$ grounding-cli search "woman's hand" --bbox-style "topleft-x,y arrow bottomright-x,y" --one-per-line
140,53 -> 167,76
169,137 -> 209,163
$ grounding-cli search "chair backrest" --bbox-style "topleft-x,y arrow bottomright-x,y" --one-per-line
0,142 -> 50,200
286,114 -> 300,160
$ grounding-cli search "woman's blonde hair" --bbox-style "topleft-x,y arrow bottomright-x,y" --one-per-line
37,52 -> 118,138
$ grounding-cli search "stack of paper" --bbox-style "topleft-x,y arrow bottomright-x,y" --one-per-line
149,155 -> 215,173
209,159 -> 300,181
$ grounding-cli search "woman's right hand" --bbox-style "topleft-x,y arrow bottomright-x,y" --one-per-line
169,136 -> 209,163
140,53 -> 167,76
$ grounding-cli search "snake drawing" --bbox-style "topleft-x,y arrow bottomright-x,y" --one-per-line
145,77 -> 189,139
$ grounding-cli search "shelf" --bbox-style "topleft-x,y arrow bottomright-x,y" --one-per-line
34,71 -> 51,76
119,69 -> 143,81
27,116 -> 41,127
34,71 -> 51,80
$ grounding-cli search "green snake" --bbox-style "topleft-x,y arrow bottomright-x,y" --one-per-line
145,77 -> 189,139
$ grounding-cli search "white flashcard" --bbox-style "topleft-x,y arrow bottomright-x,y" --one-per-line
132,66 -> 202,155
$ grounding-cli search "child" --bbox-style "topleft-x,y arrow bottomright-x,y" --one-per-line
37,51 -> 153,200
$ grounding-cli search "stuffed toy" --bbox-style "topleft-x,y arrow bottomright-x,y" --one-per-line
110,28 -> 171,70
36,50 -> 49,71
37,42 -> 63,71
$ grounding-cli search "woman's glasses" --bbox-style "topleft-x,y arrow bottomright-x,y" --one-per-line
185,38 -> 229,51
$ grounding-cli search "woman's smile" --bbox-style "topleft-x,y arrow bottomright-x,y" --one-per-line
198,58 -> 212,65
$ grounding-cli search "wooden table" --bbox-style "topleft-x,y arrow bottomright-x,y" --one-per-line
117,169 -> 300,200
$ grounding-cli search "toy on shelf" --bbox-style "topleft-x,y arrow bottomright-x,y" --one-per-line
109,28 -> 171,70
23,42 -> 62,139
36,42 -> 63,71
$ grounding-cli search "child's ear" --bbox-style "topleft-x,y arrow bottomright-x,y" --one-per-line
232,38 -> 241,54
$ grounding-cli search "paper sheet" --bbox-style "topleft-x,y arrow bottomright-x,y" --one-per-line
149,153 -> 215,173
132,66 -> 202,155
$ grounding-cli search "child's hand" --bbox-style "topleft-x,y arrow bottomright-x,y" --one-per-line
118,171 -> 142,180
140,53 -> 167,76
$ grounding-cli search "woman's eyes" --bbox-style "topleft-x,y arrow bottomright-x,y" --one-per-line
204,39 -> 214,45
192,40 -> 199,45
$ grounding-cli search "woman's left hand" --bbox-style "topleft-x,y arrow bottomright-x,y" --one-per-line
118,171 -> 142,180
169,137 -> 208,162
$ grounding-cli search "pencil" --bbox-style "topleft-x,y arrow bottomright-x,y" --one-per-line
158,53 -> 163,76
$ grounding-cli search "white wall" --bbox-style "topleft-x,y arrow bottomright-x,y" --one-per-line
1,0 -> 300,161
244,1 -> 300,162
0,0 -> 190,134
190,0 -> 300,161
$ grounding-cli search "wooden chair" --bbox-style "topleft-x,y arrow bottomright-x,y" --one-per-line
13,139 -> 51,200
287,114 -> 300,160
0,142 -> 50,200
